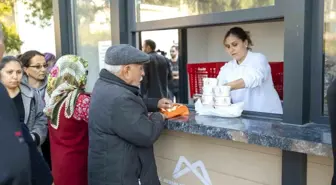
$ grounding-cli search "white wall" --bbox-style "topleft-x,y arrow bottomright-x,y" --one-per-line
187,27 -> 209,62
141,29 -> 178,57
187,21 -> 284,63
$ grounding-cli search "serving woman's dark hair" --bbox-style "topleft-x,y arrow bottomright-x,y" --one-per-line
19,50 -> 44,67
224,27 -> 253,50
0,56 -> 22,70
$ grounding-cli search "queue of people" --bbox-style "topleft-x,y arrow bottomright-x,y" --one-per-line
0,25 -> 287,185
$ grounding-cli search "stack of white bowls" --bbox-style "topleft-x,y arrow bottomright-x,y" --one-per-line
213,86 -> 231,107
201,78 -> 217,106
201,78 -> 231,107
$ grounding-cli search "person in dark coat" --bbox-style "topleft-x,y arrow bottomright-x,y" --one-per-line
141,39 -> 172,99
328,79 -> 336,185
0,83 -> 31,185
88,44 -> 172,185
0,56 -> 53,185
168,45 -> 180,102
21,123 -> 53,185
0,26 -> 31,185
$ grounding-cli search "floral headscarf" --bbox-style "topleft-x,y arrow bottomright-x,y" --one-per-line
44,55 -> 88,129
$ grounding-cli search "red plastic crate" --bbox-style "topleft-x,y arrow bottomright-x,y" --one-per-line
269,62 -> 283,100
187,62 -> 226,97
187,61 -> 284,100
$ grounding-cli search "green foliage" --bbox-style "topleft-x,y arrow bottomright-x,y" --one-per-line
0,0 -> 15,16
1,23 -> 23,52
21,0 -> 53,28
0,0 -> 22,52
1,0 -> 111,52
0,0 -> 53,52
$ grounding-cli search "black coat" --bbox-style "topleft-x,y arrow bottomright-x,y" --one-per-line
21,123 -> 53,185
0,83 -> 31,185
141,52 -> 172,99
88,69 -> 165,185
327,79 -> 336,185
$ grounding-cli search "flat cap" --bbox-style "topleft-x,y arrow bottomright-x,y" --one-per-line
105,44 -> 150,65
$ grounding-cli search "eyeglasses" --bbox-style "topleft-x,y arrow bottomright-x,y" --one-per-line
29,64 -> 48,70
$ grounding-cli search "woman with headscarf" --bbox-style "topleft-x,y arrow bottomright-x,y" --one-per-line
44,52 -> 56,73
44,55 -> 90,185
42,52 -> 56,169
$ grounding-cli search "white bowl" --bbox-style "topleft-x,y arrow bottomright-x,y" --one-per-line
202,85 -> 214,95
201,95 -> 214,105
213,85 -> 231,97
214,96 -> 231,106
203,78 -> 218,87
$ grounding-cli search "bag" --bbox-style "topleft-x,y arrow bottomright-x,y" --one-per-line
160,104 -> 189,119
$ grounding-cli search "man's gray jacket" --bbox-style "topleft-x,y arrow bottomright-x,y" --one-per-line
88,69 -> 165,185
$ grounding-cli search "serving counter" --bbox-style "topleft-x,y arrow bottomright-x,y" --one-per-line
154,111 -> 333,185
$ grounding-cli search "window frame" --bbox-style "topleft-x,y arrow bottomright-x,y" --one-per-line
53,0 -> 76,56
310,0 -> 330,124
132,0 -> 288,119
134,0 -> 284,31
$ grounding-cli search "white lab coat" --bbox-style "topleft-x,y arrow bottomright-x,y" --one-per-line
217,51 -> 283,114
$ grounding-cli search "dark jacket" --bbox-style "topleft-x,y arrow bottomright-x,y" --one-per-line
327,79 -> 336,185
88,69 -> 165,185
141,51 -> 172,99
21,123 -> 53,185
168,58 -> 179,94
0,83 -> 31,185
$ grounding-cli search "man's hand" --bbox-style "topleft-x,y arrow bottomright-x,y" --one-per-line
160,112 -> 167,120
157,98 -> 173,110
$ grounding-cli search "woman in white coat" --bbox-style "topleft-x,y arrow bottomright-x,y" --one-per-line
217,27 -> 283,114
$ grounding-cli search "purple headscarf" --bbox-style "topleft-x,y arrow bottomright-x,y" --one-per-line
44,52 -> 56,62
44,52 -> 56,72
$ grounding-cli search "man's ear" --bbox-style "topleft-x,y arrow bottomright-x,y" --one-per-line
121,65 -> 130,76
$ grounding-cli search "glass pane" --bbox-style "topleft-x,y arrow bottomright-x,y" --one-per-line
324,0 -> 336,115
187,21 -> 284,114
74,0 -> 111,92
139,30 -> 180,102
136,0 -> 275,22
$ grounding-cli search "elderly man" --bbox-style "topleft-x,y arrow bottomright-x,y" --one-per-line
89,44 -> 172,185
